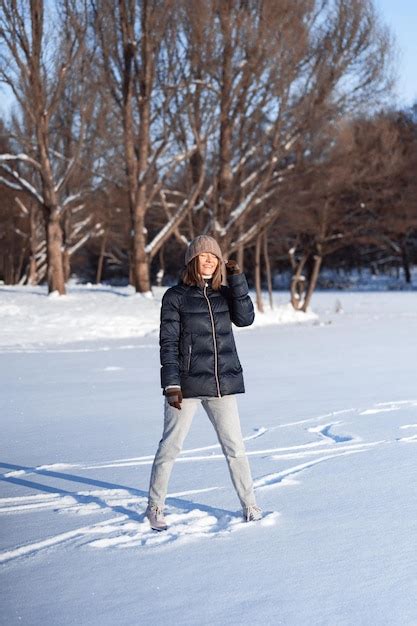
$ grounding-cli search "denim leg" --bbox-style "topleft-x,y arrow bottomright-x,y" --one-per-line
148,397 -> 199,507
202,395 -> 256,508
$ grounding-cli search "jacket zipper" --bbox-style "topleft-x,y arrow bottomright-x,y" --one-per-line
187,345 -> 192,372
203,282 -> 221,397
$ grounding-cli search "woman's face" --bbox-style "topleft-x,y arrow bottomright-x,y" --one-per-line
198,253 -> 219,276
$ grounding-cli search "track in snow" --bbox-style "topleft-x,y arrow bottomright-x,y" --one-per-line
1,399 -> 416,563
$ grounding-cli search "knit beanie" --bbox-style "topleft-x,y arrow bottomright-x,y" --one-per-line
184,235 -> 223,265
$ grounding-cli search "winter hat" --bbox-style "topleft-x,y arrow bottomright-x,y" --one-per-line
185,235 -> 223,265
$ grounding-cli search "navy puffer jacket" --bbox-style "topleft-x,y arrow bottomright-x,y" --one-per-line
160,273 -> 254,398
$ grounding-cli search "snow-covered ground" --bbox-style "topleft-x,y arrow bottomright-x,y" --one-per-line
0,282 -> 316,349
1,285 -> 417,625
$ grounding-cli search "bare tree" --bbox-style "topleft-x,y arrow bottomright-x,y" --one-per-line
167,0 -> 306,253
0,0 -> 93,294
348,110 -> 417,284
0,0 -> 396,295
276,109 -> 415,311
92,0 -> 205,293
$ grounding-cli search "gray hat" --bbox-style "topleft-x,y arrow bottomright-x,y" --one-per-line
185,235 -> 223,265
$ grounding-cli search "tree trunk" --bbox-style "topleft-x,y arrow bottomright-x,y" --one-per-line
400,238 -> 411,284
6,216 -> 15,284
237,243 -> 244,272
47,214 -> 66,294
96,230 -> 107,284
302,254 -> 322,312
216,1 -> 234,228
255,233 -> 264,313
132,207 -> 151,292
263,230 -> 273,309
35,241 -> 47,284
156,246 -> 165,286
121,0 -> 153,293
15,247 -> 26,283
136,255 -> 151,292
236,222 -> 245,271
5,253 -> 13,284
290,253 -> 308,311
28,256 -> 38,285
63,249 -> 71,282
28,205 -> 39,285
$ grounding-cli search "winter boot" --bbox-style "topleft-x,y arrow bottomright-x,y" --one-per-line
146,504 -> 168,531
243,504 -> 262,522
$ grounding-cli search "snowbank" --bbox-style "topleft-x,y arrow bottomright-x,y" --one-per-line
0,282 -> 317,349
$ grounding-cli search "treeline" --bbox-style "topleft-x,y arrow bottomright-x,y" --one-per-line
0,0 -> 416,309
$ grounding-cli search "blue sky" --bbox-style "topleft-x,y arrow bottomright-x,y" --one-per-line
376,0 -> 417,106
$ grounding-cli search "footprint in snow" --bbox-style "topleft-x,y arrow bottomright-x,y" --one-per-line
87,508 -> 279,550
0,489 -> 279,563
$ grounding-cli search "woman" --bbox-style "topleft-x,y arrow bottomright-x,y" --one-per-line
146,235 -> 262,531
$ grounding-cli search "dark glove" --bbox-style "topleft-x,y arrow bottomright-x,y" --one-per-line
166,387 -> 183,410
225,259 -> 241,275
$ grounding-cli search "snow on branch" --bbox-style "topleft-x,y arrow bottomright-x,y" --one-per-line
230,205 -> 279,251
62,193 -> 82,207
240,171 -> 257,189
68,232 -> 93,256
0,176 -> 22,192
15,196 -> 29,216
54,157 -> 76,193
232,147 -> 257,175
284,135 -> 298,151
221,184 -> 262,235
69,204 -> 85,214
193,182 -> 214,214
0,153 -> 41,169
14,227 -> 28,239
158,145 -> 197,171
253,187 -> 276,206
159,191 -> 189,247
161,189 -> 187,199
0,164 -> 44,204
145,179 -> 203,257
71,214 -> 92,236
145,195 -> 190,255
239,159 -> 271,190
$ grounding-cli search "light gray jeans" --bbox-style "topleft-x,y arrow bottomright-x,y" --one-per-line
148,394 -> 256,509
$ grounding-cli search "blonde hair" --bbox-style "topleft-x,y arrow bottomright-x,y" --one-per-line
182,257 -> 222,290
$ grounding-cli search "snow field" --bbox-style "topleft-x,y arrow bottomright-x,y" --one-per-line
0,282 -> 317,350
2,398 -> 416,565
2,287 -> 417,624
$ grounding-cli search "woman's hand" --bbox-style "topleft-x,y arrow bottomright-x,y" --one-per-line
166,387 -> 183,410
225,259 -> 241,275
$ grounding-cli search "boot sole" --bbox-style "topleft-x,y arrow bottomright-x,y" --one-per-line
150,525 -> 168,532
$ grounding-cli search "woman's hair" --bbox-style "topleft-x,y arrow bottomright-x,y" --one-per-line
182,256 -> 222,290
